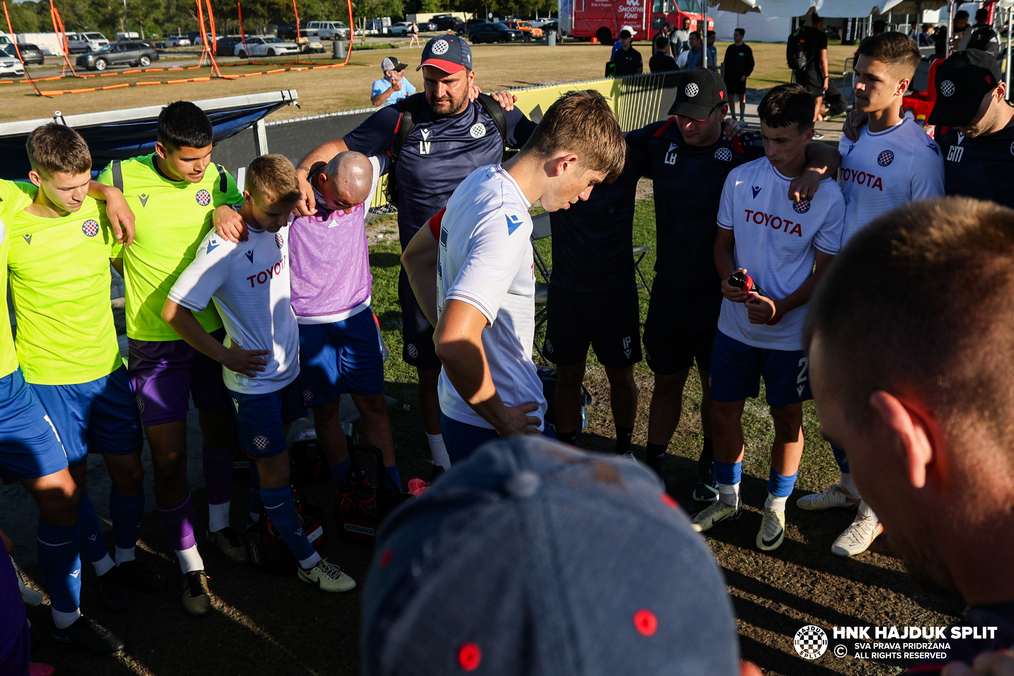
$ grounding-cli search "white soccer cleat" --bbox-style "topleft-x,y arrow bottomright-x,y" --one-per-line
756,509 -> 786,551
298,558 -> 356,593
11,555 -> 42,606
796,484 -> 860,511
831,514 -> 883,557
691,498 -> 742,533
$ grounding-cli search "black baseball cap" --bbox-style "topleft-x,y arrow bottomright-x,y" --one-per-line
668,68 -> 728,120
928,49 -> 1002,127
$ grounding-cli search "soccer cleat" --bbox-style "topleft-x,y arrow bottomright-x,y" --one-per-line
693,450 -> 719,502
756,509 -> 786,551
180,570 -> 211,616
51,615 -> 125,655
298,558 -> 356,593
118,560 -> 168,593
97,567 -> 132,612
207,527 -> 248,564
691,497 -> 742,533
796,484 -> 860,511
11,555 -> 42,606
831,514 -> 883,557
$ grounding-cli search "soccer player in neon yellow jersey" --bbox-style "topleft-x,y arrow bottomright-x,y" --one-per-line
0,162 -> 134,653
9,123 -> 171,649
98,101 -> 246,616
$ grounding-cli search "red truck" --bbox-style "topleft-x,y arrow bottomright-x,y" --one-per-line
559,0 -> 712,44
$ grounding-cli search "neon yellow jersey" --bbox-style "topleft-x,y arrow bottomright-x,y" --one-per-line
0,180 -> 40,379
97,154 -> 242,341
8,193 -> 124,385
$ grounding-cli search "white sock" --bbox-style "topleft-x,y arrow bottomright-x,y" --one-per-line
718,482 -> 740,506
298,551 -> 322,571
91,554 -> 114,577
426,433 -> 451,470
115,546 -> 136,566
208,502 -> 231,534
765,494 -> 788,512
859,500 -> 877,520
176,545 -> 204,574
52,608 -> 81,630
840,471 -> 858,497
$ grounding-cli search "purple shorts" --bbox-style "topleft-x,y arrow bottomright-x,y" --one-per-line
127,329 -> 231,426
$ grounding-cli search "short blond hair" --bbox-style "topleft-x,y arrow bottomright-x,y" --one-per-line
245,154 -> 300,204
522,90 -> 626,181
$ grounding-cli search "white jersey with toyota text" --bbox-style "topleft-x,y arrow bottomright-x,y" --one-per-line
169,226 -> 298,395
436,164 -> 546,430
838,118 -> 944,244
717,157 -> 845,350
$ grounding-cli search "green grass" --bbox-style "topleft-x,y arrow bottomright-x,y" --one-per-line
369,199 -> 840,493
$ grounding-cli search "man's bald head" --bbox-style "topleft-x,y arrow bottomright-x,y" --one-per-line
315,151 -> 374,213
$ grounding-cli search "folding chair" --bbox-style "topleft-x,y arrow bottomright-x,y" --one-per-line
531,212 -> 552,361
632,245 -> 652,296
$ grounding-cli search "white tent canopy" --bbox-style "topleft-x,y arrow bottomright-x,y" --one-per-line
713,10 -> 792,40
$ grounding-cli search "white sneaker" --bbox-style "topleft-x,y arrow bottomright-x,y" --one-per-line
831,514 -> 883,557
691,498 -> 742,533
756,509 -> 786,551
298,558 -> 356,593
796,484 -> 860,511
11,555 -> 42,606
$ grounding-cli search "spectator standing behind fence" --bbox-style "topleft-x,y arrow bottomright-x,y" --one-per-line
678,31 -> 704,69
723,29 -> 754,122
409,21 -> 421,47
790,13 -> 829,122
958,8 -> 999,56
649,36 -> 678,73
612,29 -> 643,76
672,18 -> 691,55
371,57 -> 416,108
706,30 -> 718,70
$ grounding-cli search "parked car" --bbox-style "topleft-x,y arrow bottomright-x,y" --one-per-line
305,21 -> 351,39
468,22 -> 524,43
388,21 -> 414,36
505,21 -> 543,40
192,33 -> 224,46
66,32 -> 109,53
0,55 -> 23,77
234,36 -> 299,58
431,14 -> 466,32
162,35 -> 191,47
76,41 -> 158,70
418,21 -> 437,31
207,35 -> 240,54
3,43 -> 43,65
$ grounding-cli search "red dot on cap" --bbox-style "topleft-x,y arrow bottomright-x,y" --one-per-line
458,643 -> 482,670
379,549 -> 392,568
634,609 -> 658,636
661,494 -> 678,509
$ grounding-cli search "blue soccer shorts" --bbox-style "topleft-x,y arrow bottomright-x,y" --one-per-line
230,380 -> 307,459
298,308 -> 385,407
708,330 -> 811,409
0,369 -> 68,481
32,366 -> 143,468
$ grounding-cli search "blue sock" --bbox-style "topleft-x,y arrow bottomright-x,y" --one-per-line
260,485 -> 316,562
108,489 -> 144,551
248,460 -> 262,518
714,460 -> 742,486
329,458 -> 350,484
78,491 -> 109,564
383,464 -> 402,492
767,468 -> 799,497
830,444 -> 850,473
37,520 -> 81,614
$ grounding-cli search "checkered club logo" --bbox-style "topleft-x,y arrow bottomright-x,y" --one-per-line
940,79 -> 956,97
303,390 -> 313,404
252,435 -> 269,451
715,147 -> 733,162
275,233 -> 284,248
431,39 -> 450,55
793,200 -> 811,214
195,189 -> 212,206
685,82 -> 700,98
794,625 -> 828,660
877,149 -> 895,167
81,220 -> 99,237
135,396 -> 144,413
469,123 -> 486,139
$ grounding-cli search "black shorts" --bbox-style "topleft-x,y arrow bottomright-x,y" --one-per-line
725,77 -> 746,97
398,268 -> 441,370
794,68 -> 825,98
543,282 -> 642,369
642,280 -> 722,376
